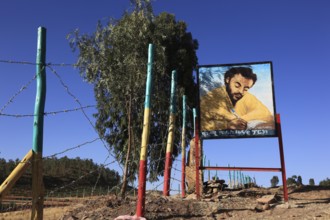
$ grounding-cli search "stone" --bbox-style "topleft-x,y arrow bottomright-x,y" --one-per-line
257,194 -> 277,204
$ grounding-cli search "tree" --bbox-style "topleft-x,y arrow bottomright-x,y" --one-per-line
297,175 -> 303,186
309,178 -> 315,186
287,175 -> 303,186
270,175 -> 279,187
319,178 -> 330,186
287,175 -> 297,186
68,0 -> 198,197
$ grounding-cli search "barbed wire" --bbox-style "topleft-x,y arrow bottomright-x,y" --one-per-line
0,74 -> 37,114
0,105 -> 96,118
44,137 -> 101,159
0,59 -> 38,65
0,59 -> 76,67
47,63 -> 76,67
46,65 -> 123,170
47,160 -> 117,195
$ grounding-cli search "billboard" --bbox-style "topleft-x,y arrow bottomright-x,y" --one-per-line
198,61 -> 277,139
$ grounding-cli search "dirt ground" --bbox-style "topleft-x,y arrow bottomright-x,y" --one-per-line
1,185 -> 330,220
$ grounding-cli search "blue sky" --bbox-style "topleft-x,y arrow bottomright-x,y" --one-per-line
1,0 -> 330,189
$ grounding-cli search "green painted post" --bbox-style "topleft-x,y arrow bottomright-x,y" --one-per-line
215,163 -> 218,179
33,27 -> 47,154
241,173 -> 244,186
31,26 -> 46,220
208,160 -> 210,181
233,169 -> 236,188
203,155 -> 206,178
193,108 -> 196,135
181,95 -> 187,198
228,164 -> 232,188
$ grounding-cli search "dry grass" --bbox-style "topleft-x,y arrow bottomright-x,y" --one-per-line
0,207 -> 70,220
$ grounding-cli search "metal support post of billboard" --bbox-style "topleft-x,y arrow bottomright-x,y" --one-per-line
276,114 -> 288,202
194,117 -> 201,200
200,114 -> 289,203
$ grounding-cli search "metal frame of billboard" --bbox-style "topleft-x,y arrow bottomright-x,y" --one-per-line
197,61 -> 277,139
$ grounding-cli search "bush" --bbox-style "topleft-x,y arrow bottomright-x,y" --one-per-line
309,178 -> 315,186
270,176 -> 279,187
319,178 -> 330,186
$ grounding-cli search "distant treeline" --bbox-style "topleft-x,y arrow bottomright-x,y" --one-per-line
0,156 -> 121,190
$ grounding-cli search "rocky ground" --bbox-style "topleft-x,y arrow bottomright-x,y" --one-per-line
58,185 -> 330,220
1,185 -> 330,220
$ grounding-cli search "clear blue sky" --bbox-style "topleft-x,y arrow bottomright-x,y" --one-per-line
1,0 -> 329,188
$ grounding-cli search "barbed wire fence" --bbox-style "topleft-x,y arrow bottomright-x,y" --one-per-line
1,57 -> 258,217
0,60 -> 127,212
0,59 -> 196,213
0,55 -> 257,214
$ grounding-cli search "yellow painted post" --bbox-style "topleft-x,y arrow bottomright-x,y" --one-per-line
0,150 -> 33,201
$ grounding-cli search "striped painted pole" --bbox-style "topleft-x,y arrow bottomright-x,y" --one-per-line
163,70 -> 177,196
181,95 -> 187,198
136,44 -> 154,217
31,27 -> 46,220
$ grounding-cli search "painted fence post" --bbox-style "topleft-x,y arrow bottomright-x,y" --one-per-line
181,95 -> 187,198
31,26 -> 46,220
194,113 -> 201,200
136,44 -> 154,217
0,150 -> 33,201
163,70 -> 177,196
193,108 -> 196,136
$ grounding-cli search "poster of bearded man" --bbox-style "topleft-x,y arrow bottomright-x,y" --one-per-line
198,61 -> 277,139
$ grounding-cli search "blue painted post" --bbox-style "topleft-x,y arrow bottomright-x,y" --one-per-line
193,108 -> 196,135
181,95 -> 187,198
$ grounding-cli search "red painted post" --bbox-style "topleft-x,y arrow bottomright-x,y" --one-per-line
195,119 -> 201,200
181,155 -> 186,197
163,143 -> 173,196
276,114 -> 288,202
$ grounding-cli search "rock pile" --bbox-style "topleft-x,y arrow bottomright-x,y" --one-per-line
203,179 -> 228,198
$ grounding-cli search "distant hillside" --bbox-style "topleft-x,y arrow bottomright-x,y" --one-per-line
0,156 -> 121,195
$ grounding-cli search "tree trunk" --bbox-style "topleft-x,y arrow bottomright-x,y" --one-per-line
120,94 -> 132,198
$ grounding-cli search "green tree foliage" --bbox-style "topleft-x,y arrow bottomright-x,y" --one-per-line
297,175 -> 303,186
270,175 -> 279,187
287,175 -> 303,186
287,175 -> 297,186
68,0 -> 198,190
0,157 -> 120,189
309,178 -> 315,186
319,178 -> 330,186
